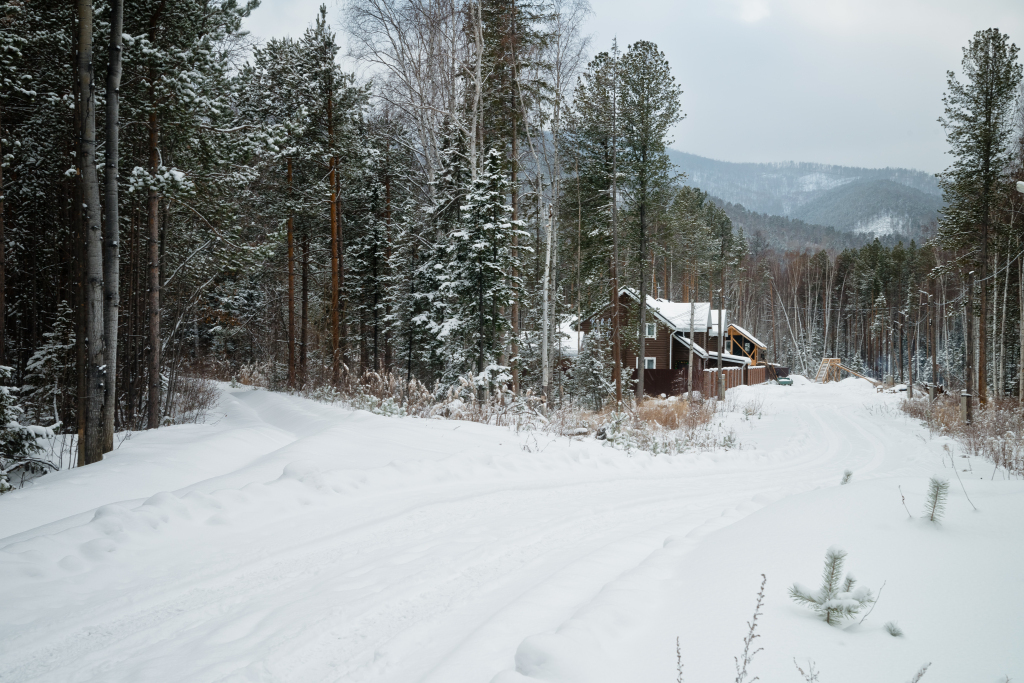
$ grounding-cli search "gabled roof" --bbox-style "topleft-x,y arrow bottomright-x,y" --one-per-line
619,288 -> 713,333
728,323 -> 767,350
670,331 -> 709,359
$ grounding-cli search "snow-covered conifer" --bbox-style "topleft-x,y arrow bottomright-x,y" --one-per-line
789,546 -> 874,625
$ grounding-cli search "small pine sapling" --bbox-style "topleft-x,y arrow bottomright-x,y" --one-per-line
840,469 -> 852,485
884,621 -> 904,637
923,477 -> 949,522
789,547 -> 875,625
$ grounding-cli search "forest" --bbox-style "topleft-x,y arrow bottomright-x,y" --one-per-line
1,0 -> 1023,471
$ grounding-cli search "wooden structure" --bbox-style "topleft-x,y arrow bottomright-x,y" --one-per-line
578,288 -> 774,396
725,324 -> 767,366
814,358 -> 880,386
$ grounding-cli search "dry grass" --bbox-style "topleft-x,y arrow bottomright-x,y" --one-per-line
166,375 -> 220,425
638,397 -> 716,431
901,394 -> 1024,477
286,367 -> 723,455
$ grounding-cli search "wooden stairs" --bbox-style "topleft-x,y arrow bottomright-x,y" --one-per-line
814,358 -> 880,385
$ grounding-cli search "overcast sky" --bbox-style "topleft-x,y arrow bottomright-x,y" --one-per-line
242,0 -> 1024,174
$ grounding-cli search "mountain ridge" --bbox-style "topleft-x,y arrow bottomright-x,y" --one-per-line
668,149 -> 942,239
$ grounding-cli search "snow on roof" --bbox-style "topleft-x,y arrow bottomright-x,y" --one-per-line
707,350 -> 752,366
727,323 -> 767,349
708,310 -> 728,337
619,288 -> 713,332
652,300 -> 713,332
670,331 -> 709,359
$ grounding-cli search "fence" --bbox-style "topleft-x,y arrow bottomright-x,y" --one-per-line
746,366 -> 767,386
703,367 -> 744,394
635,364 -> 768,396
632,369 -> 700,396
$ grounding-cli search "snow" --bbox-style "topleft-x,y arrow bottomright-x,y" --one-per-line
2,379 -> 1022,682
707,350 -> 751,365
671,332 -> 709,359
727,322 -> 767,349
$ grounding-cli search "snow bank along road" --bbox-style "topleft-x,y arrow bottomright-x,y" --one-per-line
1,379 -> 1020,682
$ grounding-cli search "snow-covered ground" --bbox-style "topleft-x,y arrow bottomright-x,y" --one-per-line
1,378 -> 1021,683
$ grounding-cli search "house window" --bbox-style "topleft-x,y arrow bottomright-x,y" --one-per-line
635,357 -> 657,369
645,323 -> 657,338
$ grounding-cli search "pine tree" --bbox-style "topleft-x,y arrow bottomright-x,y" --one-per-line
923,476 -> 949,522
936,29 -> 1022,403
789,546 -> 875,626
564,325 -> 612,410
0,365 -> 47,493
618,40 -> 683,399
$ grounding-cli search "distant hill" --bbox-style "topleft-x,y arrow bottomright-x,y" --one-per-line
667,150 -> 942,238
790,179 -> 942,237
713,199 -> 907,253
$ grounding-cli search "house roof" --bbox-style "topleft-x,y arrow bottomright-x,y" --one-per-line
581,289 -> 756,346
727,323 -> 767,350
707,350 -> 752,366
618,288 -> 714,333
670,331 -> 709,359
708,310 -> 728,337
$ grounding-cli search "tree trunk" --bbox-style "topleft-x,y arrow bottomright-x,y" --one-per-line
300,235 -> 309,388
999,246 -> 1009,399
716,269 -> 724,401
327,70 -> 340,383
541,206 -> 552,404
636,202 -> 647,401
979,225 -> 988,403
686,273 -> 695,401
510,117 -> 520,394
286,159 -> 295,389
0,101 -> 5,366
71,26 -> 87,466
101,0 -> 123,452
77,0 -> 105,464
146,109 -> 161,429
965,271 -> 974,419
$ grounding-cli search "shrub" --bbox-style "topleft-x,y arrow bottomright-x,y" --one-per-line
789,547 -> 875,625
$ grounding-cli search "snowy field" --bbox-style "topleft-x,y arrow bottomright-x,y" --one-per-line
1,378 -> 1021,683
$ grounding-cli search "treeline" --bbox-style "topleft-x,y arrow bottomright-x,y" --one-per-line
1,1 -> 1023,471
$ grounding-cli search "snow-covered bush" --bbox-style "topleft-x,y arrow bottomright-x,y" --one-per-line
841,469 -> 852,485
563,328 -> 612,411
20,301 -> 76,425
901,395 -> 1024,477
789,546 -> 875,625
1,366 -> 54,493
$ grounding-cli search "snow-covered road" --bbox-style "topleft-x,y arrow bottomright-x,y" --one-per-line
1,379 -> 1019,682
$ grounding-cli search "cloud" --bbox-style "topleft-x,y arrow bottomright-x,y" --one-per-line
736,0 -> 770,23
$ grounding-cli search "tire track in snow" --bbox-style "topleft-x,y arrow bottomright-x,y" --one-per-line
0,382 -> 935,683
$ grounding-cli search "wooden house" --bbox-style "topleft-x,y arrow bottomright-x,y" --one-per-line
577,287 -> 770,395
